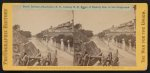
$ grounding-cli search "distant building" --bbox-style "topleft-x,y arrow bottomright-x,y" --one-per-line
42,21 -> 74,38
103,19 -> 136,37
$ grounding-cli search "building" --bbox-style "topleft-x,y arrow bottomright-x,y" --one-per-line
104,19 -> 136,37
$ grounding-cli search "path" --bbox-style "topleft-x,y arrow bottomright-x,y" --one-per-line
30,37 -> 73,66
91,36 -> 136,66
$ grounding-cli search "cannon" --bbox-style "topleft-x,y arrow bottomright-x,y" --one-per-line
13,41 -> 58,66
74,41 -> 119,66
74,41 -> 101,66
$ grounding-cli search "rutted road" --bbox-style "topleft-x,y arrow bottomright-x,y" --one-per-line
91,36 -> 136,66
30,37 -> 73,66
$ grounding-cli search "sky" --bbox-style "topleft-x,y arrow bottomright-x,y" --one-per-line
13,5 -> 135,35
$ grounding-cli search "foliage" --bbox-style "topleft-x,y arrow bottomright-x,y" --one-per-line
13,24 -> 32,38
36,32 -> 44,38
98,32 -> 105,38
114,34 -> 135,47
54,34 -> 73,47
19,30 -> 32,38
13,24 -> 20,30
54,34 -> 65,44
80,29 -> 93,38
74,23 -> 82,30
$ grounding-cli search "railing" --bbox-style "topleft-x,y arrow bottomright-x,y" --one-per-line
40,38 -> 74,56
103,38 -> 136,55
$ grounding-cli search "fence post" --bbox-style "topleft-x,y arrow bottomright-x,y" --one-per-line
122,38 -> 126,50
128,39 -> 132,51
60,39 -> 64,50
67,40 -> 70,52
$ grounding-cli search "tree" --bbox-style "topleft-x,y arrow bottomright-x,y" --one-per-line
80,29 -> 93,38
114,34 -> 136,47
74,23 -> 82,30
36,32 -> 43,38
19,30 -> 32,38
13,24 -> 20,31
13,24 -> 32,38
98,32 -> 105,38
54,34 -> 65,44
63,35 -> 73,47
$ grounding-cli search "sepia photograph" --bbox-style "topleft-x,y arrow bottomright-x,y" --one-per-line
12,5 -> 136,66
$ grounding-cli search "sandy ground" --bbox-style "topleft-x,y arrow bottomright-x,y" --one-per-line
91,36 -> 136,66
30,37 -> 73,66
30,36 -> 135,66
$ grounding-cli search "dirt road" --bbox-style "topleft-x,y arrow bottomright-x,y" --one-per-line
30,37 -> 73,66
91,36 -> 136,66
